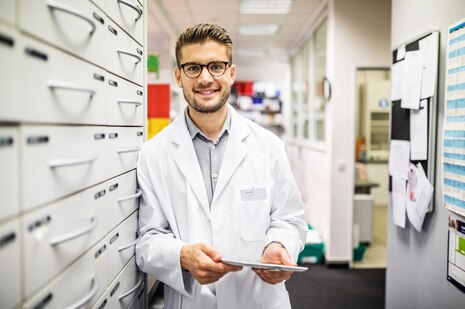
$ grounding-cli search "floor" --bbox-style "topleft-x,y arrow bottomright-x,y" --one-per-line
354,206 -> 387,269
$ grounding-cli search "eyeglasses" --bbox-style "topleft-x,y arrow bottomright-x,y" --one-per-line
179,61 -> 230,78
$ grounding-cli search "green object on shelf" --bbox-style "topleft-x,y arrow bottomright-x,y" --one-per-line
147,54 -> 159,77
353,243 -> 367,261
298,224 -> 324,264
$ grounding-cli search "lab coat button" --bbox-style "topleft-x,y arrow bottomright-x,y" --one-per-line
212,173 -> 218,178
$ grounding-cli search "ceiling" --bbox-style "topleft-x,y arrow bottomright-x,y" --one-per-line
148,0 -> 324,64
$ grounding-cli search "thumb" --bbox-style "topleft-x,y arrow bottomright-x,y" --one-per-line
280,249 -> 295,266
200,244 -> 222,262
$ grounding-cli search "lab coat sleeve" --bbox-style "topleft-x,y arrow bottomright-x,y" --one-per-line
265,142 -> 307,262
135,146 -> 194,298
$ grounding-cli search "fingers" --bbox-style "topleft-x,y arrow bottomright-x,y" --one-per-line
253,268 -> 293,285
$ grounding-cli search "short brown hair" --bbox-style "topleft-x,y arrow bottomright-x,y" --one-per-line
175,23 -> 233,66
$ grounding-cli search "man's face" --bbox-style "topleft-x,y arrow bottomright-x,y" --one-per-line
175,41 -> 235,114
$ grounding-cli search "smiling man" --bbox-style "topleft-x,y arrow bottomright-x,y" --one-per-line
136,23 -> 307,309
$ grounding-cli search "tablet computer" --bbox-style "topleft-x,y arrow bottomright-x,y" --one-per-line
221,258 -> 308,272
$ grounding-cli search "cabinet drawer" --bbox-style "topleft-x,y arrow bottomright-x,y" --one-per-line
22,181 -> 108,296
106,126 -> 143,178
24,238 -> 108,309
21,125 -> 107,211
105,0 -> 144,45
0,0 -> 16,25
107,169 -> 140,230
20,34 -> 108,125
19,0 -> 107,67
106,18 -> 143,85
0,24 -> 21,121
0,127 -> 20,220
0,219 -> 21,309
94,256 -> 142,309
107,210 -> 138,284
128,284 -> 145,309
107,73 -> 144,126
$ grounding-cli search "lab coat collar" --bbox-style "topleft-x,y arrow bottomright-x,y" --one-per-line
168,104 -> 250,216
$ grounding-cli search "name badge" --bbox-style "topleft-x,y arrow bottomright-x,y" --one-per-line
240,187 -> 267,202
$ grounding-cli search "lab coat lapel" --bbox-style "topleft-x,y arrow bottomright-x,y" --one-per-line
168,114 -> 210,218
212,106 -> 250,206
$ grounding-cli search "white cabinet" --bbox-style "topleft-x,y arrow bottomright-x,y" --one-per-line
106,169 -> 140,231
0,24 -> 21,121
21,125 -> 108,210
21,34 -> 108,125
0,0 -> 16,25
107,73 -> 144,126
106,126 -> 144,178
23,238 -> 108,309
22,181 -> 109,296
2,0 -> 146,306
0,127 -> 20,220
106,17 -> 144,86
19,0 -> 107,67
0,219 -> 21,309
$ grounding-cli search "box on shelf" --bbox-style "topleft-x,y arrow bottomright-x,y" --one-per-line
298,224 -> 325,264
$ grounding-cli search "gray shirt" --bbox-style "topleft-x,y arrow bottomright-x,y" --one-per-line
185,107 -> 231,206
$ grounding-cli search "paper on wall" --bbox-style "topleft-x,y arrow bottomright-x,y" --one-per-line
391,61 -> 404,101
389,140 -> 410,177
419,32 -> 439,99
410,99 -> 428,160
406,163 -> 434,232
401,50 -> 423,109
392,174 -> 407,228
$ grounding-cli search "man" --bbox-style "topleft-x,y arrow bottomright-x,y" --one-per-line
136,23 -> 307,309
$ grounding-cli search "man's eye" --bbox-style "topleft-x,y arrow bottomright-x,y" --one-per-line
210,63 -> 223,70
186,66 -> 200,72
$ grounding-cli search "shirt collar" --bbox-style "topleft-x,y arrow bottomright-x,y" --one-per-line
184,107 -> 231,142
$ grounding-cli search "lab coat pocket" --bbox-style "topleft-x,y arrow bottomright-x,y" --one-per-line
239,192 -> 269,242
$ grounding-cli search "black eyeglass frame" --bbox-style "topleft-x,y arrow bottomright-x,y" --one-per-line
179,61 -> 230,78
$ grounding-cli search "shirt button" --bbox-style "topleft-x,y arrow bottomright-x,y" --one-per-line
212,173 -> 218,179
211,145 -> 216,150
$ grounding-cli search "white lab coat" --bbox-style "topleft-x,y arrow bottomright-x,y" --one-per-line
136,105 -> 307,309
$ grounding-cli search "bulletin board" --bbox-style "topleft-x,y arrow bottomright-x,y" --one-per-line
390,30 -> 440,214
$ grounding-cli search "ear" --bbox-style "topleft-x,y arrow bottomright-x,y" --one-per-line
174,67 -> 183,88
229,64 -> 236,85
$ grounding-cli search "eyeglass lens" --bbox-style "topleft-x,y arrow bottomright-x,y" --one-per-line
183,62 -> 228,78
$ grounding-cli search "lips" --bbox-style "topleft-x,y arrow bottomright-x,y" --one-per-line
194,89 -> 218,96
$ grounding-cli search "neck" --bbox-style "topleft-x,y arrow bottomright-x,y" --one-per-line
188,104 -> 228,140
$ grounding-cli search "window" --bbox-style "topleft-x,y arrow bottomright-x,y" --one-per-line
291,18 -> 327,144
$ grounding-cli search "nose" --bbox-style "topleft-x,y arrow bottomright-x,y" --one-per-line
197,66 -> 214,83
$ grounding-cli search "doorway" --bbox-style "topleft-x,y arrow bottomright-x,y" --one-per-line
353,68 -> 390,268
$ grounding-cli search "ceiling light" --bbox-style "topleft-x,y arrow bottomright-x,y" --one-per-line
239,24 -> 279,36
240,0 -> 293,15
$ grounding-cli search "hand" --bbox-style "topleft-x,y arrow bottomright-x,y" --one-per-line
253,242 -> 295,285
180,243 -> 242,285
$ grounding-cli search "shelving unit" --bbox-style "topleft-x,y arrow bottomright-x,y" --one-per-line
0,0 -> 147,308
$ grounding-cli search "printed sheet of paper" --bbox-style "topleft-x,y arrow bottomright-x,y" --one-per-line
401,50 -> 423,109
443,18 -> 465,217
419,32 -> 439,99
406,163 -> 434,232
447,215 -> 465,292
392,175 -> 407,228
410,99 -> 428,160
391,61 -> 404,101
389,140 -> 410,177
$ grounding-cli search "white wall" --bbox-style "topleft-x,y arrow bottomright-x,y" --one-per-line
386,1 -> 465,308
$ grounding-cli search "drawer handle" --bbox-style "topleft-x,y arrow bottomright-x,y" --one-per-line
46,0 -> 96,35
118,273 -> 142,301
117,99 -> 142,106
64,277 -> 99,309
117,237 -> 138,252
49,216 -> 97,246
48,80 -> 96,97
116,49 -> 141,64
117,189 -> 142,203
117,146 -> 141,154
117,0 -> 142,21
48,154 -> 97,168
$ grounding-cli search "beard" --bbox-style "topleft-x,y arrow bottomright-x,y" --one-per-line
183,83 -> 231,114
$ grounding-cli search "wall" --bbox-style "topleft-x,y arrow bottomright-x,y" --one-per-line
386,0 -> 465,308
289,0 -> 391,263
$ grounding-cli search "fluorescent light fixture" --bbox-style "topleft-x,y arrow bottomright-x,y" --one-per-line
239,24 -> 279,36
240,0 -> 293,14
